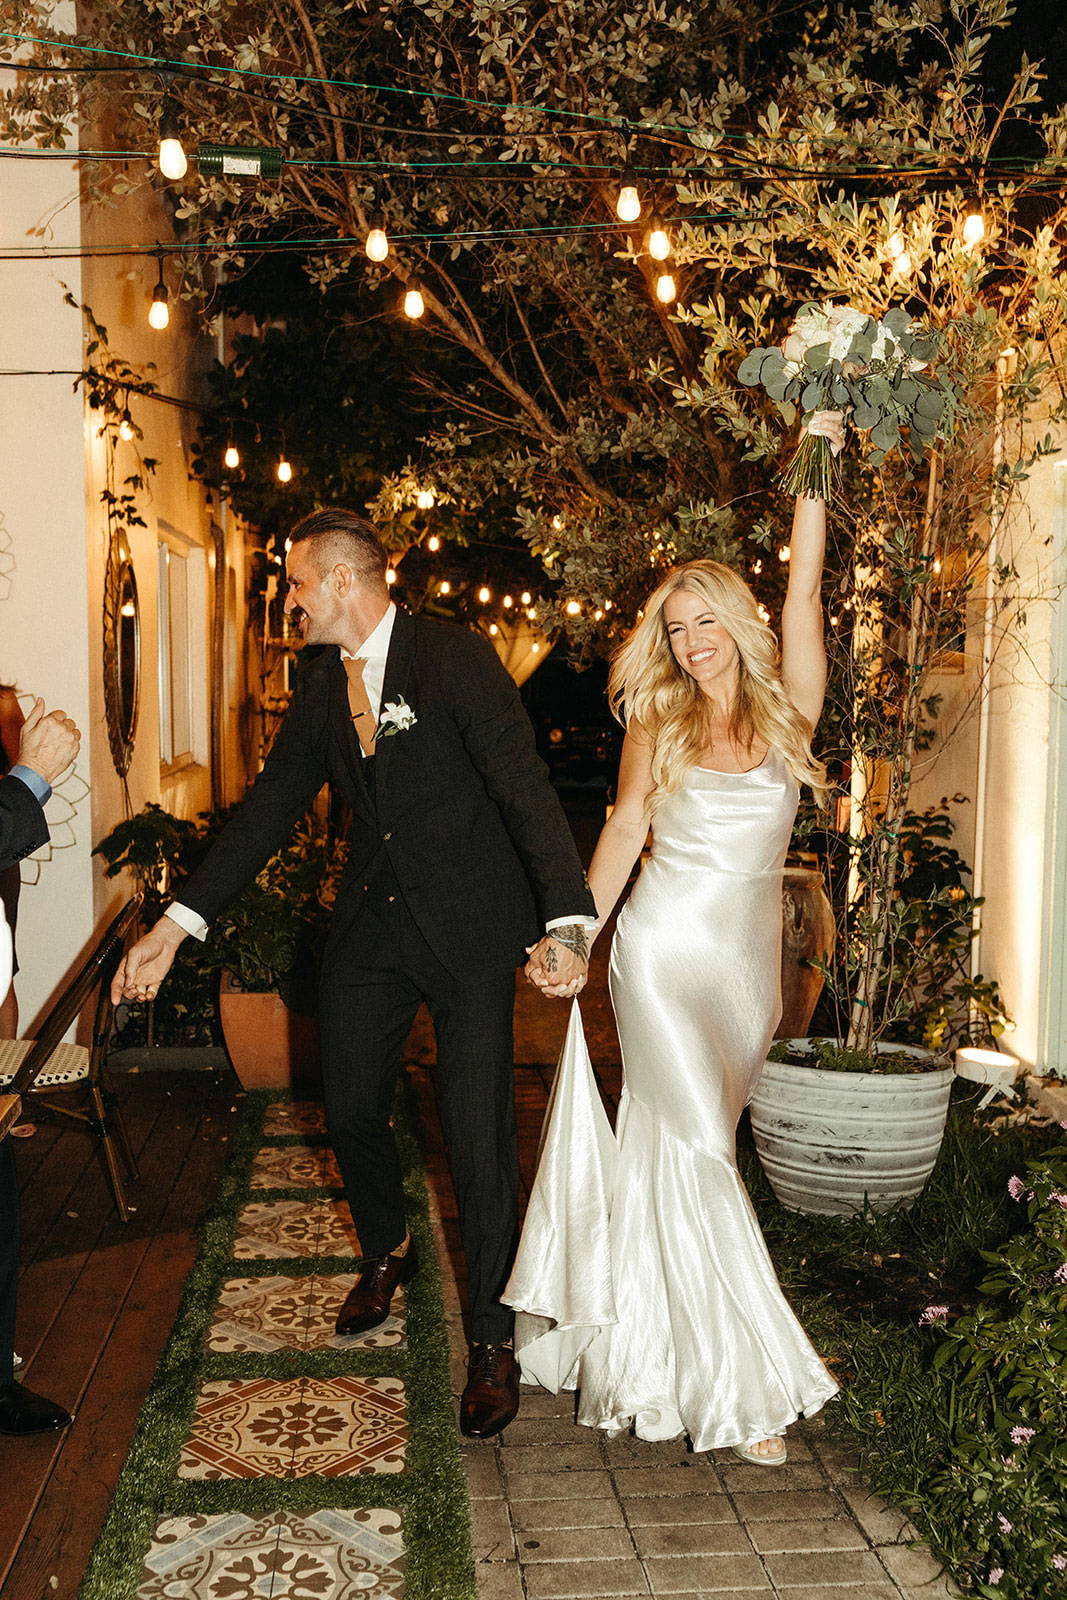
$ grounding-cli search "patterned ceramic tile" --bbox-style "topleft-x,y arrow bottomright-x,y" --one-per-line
263,1101 -> 328,1138
135,1508 -> 405,1598
178,1376 -> 407,1479
248,1143 -> 343,1191
207,1274 -> 406,1353
232,1199 -> 360,1260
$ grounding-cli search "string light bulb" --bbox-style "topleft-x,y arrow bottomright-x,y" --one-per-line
604,600 -> 612,611
565,599 -> 581,616
224,442 -> 240,470
962,207 -> 985,247
778,545 -> 791,562
892,249 -> 913,280
647,215 -> 671,260
118,412 -> 134,442
655,271 -> 677,304
503,594 -> 513,608
276,455 -> 293,483
157,95 -> 187,181
439,580 -> 451,595
477,586 -> 491,603
615,170 -> 641,223
520,591 -> 532,605
415,487 -> 435,510
427,534 -> 441,552
365,211 -> 389,263
386,567 -> 397,585
403,280 -> 425,319
489,623 -> 499,636
148,259 -> 170,329
886,230 -> 906,260
532,642 -> 541,654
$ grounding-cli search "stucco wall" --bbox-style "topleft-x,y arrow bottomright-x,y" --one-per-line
909,407 -> 1067,1070
0,88 -> 253,1033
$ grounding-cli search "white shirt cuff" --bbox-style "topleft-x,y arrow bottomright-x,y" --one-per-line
545,916 -> 598,933
166,901 -> 209,941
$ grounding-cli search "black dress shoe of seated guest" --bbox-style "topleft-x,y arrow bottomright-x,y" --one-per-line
335,1243 -> 418,1336
0,1380 -> 73,1436
460,1342 -> 520,1438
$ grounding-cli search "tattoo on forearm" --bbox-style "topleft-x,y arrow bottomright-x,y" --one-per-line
549,925 -> 590,963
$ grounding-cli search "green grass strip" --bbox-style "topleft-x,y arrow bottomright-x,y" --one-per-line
78,1086 -> 475,1600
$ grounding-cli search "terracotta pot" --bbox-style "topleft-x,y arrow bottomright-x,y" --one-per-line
776,865 -> 835,1039
218,970 -> 321,1091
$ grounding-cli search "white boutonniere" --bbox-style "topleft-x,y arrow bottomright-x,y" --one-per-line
376,697 -> 417,738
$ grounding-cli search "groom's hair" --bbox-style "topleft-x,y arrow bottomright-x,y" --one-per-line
288,508 -> 389,593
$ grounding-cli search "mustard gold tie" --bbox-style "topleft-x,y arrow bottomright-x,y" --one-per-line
344,657 -> 377,757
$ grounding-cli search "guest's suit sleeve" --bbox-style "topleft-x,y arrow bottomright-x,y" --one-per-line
442,630 -> 596,926
177,655 -> 332,927
0,772 -> 49,873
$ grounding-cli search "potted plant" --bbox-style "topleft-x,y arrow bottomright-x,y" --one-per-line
95,806 -> 345,1087
198,816 -> 344,1090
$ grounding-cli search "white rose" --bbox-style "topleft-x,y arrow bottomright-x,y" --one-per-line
826,307 -> 870,362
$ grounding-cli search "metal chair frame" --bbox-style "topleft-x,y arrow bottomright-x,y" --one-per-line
1,896 -> 143,1220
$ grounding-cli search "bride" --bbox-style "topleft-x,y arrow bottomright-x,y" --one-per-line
510,411 -> 844,1464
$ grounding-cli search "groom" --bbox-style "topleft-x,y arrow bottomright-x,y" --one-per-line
113,508 -> 594,1436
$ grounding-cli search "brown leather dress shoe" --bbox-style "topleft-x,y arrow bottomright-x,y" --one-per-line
460,1342 -> 519,1438
335,1243 -> 418,1336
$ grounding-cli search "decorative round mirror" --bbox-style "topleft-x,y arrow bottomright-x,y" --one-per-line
103,535 -> 141,776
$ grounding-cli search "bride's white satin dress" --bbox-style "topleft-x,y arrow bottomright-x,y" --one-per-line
504,753 -> 839,1451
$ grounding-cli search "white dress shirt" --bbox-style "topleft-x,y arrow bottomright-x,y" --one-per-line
166,600 -> 593,940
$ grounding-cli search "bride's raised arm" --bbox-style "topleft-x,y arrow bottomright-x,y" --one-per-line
779,409 -> 843,731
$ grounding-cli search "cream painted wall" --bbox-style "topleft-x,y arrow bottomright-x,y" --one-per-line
0,150 -> 96,1033
909,405 -> 1067,1070
1,49 -> 254,1033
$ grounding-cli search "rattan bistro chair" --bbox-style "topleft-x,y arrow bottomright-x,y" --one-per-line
0,896 -> 143,1220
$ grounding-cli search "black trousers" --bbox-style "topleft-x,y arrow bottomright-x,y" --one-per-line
319,874 -> 519,1345
1,1141 -> 18,1385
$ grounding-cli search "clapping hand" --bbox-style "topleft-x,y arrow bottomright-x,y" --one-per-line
17,698 -> 80,783
525,927 -> 589,1000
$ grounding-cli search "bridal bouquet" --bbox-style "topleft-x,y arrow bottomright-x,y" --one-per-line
738,302 -> 957,498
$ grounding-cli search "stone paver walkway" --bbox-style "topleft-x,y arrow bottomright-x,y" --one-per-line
411,792 -> 965,1600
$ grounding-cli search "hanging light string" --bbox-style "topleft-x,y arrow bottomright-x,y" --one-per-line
1,31 -> 1064,182
0,135 -> 1062,190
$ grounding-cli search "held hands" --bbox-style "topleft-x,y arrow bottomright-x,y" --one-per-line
18,698 -> 80,784
110,916 -> 186,1006
524,925 -> 590,1000
803,409 -> 846,456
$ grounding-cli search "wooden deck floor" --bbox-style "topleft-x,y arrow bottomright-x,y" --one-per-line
0,1073 -> 239,1600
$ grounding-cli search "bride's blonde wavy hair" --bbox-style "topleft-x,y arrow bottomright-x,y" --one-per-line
608,560 -> 827,809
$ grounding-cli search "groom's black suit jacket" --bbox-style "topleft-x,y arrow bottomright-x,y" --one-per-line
179,609 -> 595,979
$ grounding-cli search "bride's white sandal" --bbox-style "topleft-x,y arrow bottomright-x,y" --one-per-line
732,1436 -> 787,1467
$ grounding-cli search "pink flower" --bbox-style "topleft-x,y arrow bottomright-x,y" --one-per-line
1010,1426 -> 1035,1444
1048,1191 -> 1067,1207
997,1513 -> 1013,1534
918,1304 -> 950,1324
1007,1175 -> 1025,1200
988,1569 -> 1004,1585
1053,1554 -> 1067,1572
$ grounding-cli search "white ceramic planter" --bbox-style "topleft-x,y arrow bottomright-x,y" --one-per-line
749,1039 -> 954,1216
